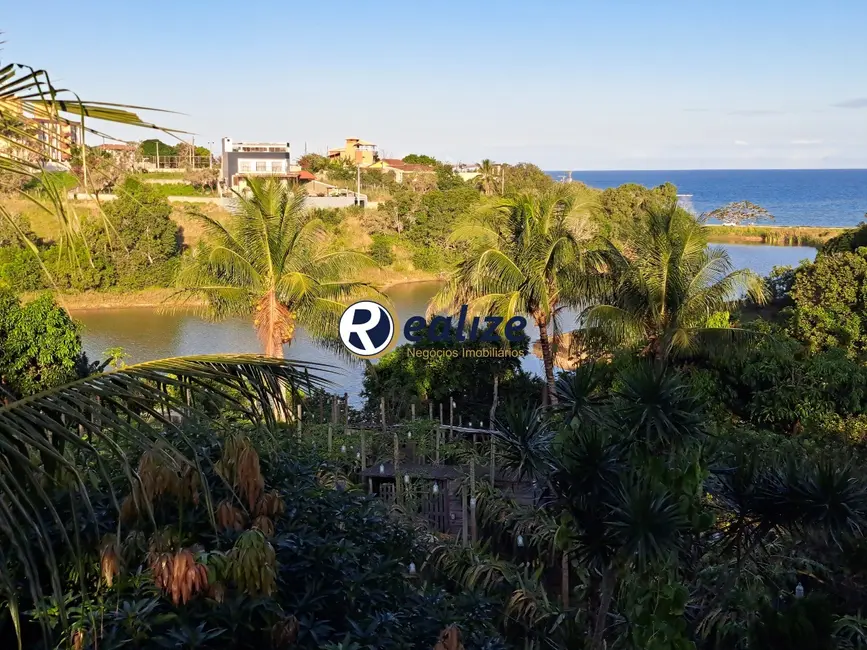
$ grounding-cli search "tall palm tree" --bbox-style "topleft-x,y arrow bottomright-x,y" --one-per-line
474,159 -> 500,197
174,177 -> 380,358
582,202 -> 767,360
429,186 -> 598,403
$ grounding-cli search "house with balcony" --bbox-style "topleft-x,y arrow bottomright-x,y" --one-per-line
221,138 -> 315,191
327,138 -> 378,166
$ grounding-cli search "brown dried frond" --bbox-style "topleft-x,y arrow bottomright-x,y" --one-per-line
252,515 -> 275,537
270,615 -> 299,648
71,629 -> 85,650
137,448 -> 180,501
216,500 -> 246,531
120,495 -> 138,523
149,552 -> 174,591
221,435 -> 265,510
178,464 -> 201,505
434,625 -> 464,650
154,548 -> 209,605
207,581 -> 226,603
99,535 -> 121,587
254,490 -> 285,518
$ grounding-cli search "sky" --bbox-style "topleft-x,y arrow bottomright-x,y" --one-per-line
3,0 -> 866,170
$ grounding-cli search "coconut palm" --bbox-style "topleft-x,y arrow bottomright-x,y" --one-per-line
475,159 -> 500,197
429,186 -> 598,403
582,202 -> 768,360
174,177 -> 381,358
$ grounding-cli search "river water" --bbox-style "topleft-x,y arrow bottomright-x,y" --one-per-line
76,244 -> 816,406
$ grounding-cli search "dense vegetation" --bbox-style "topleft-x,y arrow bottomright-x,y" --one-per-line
7,53 -> 867,649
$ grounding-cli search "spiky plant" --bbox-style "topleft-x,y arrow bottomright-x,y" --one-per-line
174,177 -> 382,357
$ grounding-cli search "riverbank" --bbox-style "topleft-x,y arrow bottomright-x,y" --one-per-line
705,224 -> 843,247
25,269 -> 442,312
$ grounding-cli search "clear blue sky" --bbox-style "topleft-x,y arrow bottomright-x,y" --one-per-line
4,0 -> 866,169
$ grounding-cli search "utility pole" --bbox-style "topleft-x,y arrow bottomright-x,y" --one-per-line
156,141 -> 160,169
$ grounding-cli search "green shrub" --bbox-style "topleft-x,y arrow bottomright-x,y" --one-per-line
411,246 -> 442,272
369,234 -> 395,266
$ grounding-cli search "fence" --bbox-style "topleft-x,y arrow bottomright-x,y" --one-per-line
138,155 -> 213,170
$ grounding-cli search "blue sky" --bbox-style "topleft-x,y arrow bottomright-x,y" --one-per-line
4,0 -> 866,169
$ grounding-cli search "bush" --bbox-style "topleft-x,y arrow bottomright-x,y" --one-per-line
411,246 -> 443,272
369,234 -> 395,266
8,426 -> 508,649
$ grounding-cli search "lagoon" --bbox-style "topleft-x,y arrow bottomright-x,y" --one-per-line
77,244 -> 817,406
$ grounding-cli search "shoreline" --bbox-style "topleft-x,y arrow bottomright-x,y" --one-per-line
704,224 -> 843,247
22,229 -> 841,313
27,271 -> 444,312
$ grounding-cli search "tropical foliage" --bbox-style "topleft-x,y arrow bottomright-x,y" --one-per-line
430,186 -> 598,403
174,177 -> 380,357
582,202 -> 767,360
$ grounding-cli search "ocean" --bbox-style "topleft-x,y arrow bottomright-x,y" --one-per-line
545,169 -> 867,228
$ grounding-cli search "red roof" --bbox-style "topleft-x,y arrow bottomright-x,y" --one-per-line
297,170 -> 316,181
381,158 -> 435,172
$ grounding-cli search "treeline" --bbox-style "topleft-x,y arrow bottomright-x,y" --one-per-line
0,178 -> 181,291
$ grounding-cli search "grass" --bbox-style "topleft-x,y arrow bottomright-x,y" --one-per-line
148,183 -> 214,198
705,224 -> 844,248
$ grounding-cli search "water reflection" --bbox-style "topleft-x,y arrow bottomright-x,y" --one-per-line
76,244 -> 815,406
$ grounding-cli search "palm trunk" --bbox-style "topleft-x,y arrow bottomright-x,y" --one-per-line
535,315 -> 558,405
590,566 -> 616,650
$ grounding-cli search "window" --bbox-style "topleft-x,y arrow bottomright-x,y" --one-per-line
269,147 -> 285,152
256,161 -> 267,172
240,161 -> 251,172
271,161 -> 283,173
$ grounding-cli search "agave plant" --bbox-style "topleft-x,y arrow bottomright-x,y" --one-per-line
0,354 -> 332,644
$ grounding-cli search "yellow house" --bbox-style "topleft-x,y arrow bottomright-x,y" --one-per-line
327,138 -> 378,166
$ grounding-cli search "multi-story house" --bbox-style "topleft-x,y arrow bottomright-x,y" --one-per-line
220,138 -> 314,191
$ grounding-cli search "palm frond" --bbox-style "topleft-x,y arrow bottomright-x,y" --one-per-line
0,354 -> 333,635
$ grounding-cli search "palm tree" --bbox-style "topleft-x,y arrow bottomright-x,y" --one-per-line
582,202 -> 768,360
174,177 -> 381,358
474,159 -> 500,197
429,186 -> 598,403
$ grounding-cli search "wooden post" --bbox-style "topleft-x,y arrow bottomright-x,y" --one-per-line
461,486 -> 468,546
331,395 -> 337,424
296,403 -> 302,438
428,401 -> 433,421
368,477 -> 373,494
449,399 -> 454,443
437,403 -> 443,464
380,397 -> 387,433
343,393 -> 349,426
327,422 -> 333,452
318,394 -> 324,424
394,430 -> 401,501
490,375 -> 498,484
470,433 -> 477,543
411,403 -> 416,421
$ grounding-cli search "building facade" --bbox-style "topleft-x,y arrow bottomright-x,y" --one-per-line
221,138 -> 317,191
327,138 -> 378,166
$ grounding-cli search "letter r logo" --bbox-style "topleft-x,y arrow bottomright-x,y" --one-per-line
339,301 -> 396,357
